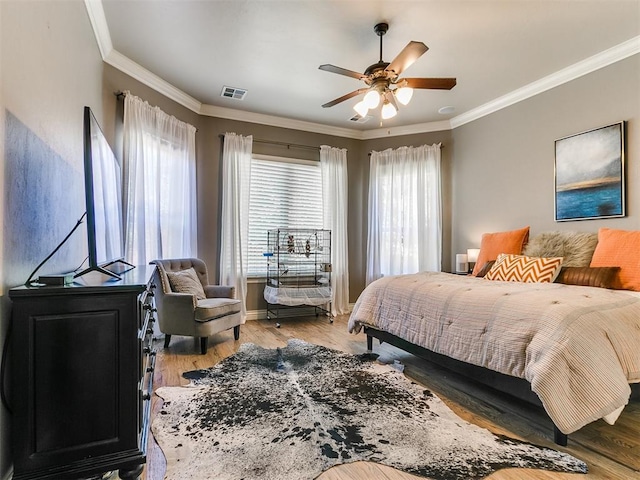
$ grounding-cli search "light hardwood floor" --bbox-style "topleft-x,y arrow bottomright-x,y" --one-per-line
144,315 -> 640,480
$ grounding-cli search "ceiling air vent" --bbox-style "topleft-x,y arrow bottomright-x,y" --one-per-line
221,86 -> 247,100
349,114 -> 371,123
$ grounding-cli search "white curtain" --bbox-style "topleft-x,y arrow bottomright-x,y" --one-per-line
366,143 -> 442,285
320,145 -> 350,315
123,92 -> 197,265
219,132 -> 253,321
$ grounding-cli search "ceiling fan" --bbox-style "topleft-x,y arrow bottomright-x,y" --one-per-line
319,22 -> 456,119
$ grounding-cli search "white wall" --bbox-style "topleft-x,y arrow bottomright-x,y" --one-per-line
0,1 -> 105,477
451,54 -> 640,257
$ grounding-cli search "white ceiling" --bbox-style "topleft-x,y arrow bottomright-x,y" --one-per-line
96,1 -> 640,136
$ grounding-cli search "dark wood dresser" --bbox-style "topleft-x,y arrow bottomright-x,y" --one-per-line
8,266 -> 157,480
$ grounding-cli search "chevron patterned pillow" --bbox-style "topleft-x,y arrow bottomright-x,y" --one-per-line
484,254 -> 563,283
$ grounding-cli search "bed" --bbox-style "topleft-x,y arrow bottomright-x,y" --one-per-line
348,228 -> 640,445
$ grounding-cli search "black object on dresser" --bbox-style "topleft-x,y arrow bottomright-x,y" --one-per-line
8,266 -> 157,480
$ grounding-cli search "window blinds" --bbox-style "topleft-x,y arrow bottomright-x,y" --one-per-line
247,155 -> 323,276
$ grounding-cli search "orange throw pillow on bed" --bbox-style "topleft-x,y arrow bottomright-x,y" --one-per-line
471,226 -> 530,276
590,228 -> 640,291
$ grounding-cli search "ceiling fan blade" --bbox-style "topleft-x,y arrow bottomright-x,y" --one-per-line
385,90 -> 399,110
402,77 -> 457,90
322,88 -> 368,108
319,64 -> 367,80
385,41 -> 428,76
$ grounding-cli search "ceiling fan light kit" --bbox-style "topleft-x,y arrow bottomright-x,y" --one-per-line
364,90 -> 381,109
353,101 -> 369,117
381,101 -> 397,120
395,86 -> 413,105
320,22 -> 456,122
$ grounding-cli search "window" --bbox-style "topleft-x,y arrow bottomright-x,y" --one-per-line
123,93 -> 197,266
366,144 -> 442,284
247,155 -> 323,276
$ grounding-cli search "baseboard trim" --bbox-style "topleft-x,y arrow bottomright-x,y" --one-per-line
246,309 -> 267,321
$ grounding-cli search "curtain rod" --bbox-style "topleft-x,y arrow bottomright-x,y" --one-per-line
219,134 -> 319,152
255,138 -> 320,151
367,143 -> 444,156
114,91 -> 199,132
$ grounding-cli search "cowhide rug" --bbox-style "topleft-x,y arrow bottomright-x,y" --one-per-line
152,339 -> 587,480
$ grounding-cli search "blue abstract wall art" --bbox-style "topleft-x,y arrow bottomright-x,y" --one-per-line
554,122 -> 625,222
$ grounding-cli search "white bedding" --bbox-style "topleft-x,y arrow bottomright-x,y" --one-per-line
348,272 -> 640,434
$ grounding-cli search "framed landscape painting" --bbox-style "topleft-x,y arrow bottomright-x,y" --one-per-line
555,122 -> 625,221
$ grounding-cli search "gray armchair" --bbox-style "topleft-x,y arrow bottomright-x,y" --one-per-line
150,258 -> 243,354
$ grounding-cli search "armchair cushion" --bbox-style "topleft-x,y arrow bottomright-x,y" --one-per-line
195,298 -> 242,322
166,268 -> 206,300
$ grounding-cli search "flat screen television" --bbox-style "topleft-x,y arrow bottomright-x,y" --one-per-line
75,106 -> 133,280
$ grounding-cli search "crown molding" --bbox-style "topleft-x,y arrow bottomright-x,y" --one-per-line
360,120 -> 452,140
84,0 -> 112,59
105,50 -> 203,113
199,104 -> 364,139
451,35 -> 640,129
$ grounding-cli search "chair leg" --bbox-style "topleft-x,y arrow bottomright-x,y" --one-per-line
164,334 -> 171,348
200,337 -> 208,355
234,325 -> 240,340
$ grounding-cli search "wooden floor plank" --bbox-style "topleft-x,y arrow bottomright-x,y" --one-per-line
143,314 -> 640,480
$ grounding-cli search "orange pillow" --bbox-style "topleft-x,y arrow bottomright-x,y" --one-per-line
590,228 -> 640,291
471,226 -> 530,276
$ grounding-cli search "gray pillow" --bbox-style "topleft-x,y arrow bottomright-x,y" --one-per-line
166,267 -> 206,300
523,231 -> 598,267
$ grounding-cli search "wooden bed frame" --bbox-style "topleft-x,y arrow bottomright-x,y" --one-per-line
365,326 -> 563,446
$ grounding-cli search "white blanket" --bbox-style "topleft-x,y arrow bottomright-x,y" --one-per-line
348,272 -> 640,434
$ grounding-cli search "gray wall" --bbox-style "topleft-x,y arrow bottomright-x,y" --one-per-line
450,55 -> 640,260
1,1 -> 106,477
